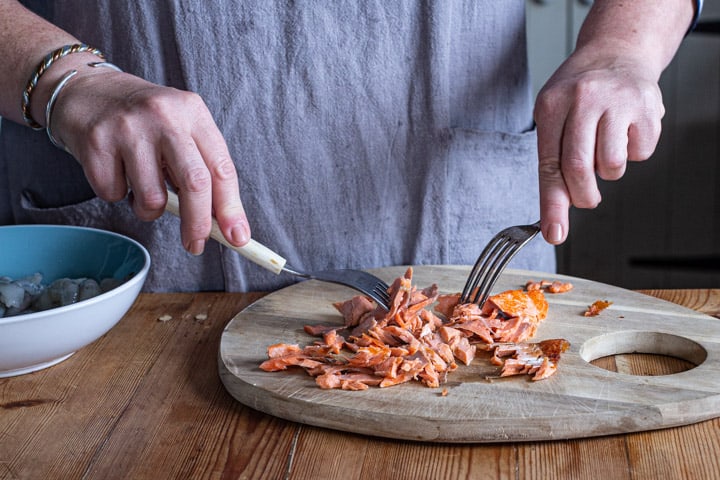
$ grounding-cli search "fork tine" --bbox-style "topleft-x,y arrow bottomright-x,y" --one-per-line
284,267 -> 391,310
470,240 -> 522,306
461,220 -> 542,307
374,283 -> 391,301
460,235 -> 506,303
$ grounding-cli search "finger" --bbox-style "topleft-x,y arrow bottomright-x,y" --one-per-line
535,95 -> 571,245
595,112 -> 628,181
162,134 -> 213,255
76,142 -> 128,203
628,85 -> 664,162
627,112 -> 663,162
538,153 -> 571,245
192,113 -> 250,247
560,106 -> 602,209
120,138 -> 167,221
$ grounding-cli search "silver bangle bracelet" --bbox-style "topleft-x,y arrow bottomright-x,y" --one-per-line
44,61 -> 124,153
45,69 -> 78,152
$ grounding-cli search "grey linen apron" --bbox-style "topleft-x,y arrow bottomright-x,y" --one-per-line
1,0 -> 555,292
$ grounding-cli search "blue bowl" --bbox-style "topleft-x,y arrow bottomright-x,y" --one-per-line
0,225 -> 150,377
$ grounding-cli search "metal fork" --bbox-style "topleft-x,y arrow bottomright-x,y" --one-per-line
459,220 -> 541,307
165,192 -> 391,309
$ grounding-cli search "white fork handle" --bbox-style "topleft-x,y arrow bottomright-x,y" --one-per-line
164,191 -> 287,274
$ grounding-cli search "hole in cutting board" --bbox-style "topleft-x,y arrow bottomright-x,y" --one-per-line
579,331 -> 707,376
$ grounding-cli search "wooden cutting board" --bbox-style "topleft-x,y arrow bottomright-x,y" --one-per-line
219,265 -> 720,443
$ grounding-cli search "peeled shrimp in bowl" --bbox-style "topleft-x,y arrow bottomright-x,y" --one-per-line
0,225 -> 150,377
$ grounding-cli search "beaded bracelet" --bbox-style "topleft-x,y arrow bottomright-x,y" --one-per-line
22,43 -> 105,130
45,62 -> 123,153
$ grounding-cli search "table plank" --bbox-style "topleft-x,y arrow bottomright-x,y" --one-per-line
1,289 -> 719,480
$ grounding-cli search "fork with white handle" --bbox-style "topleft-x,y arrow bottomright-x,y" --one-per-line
164,191 -> 391,310
459,221 -> 542,307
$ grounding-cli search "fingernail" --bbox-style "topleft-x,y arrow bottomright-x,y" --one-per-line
231,223 -> 250,245
189,239 -> 206,256
547,223 -> 564,244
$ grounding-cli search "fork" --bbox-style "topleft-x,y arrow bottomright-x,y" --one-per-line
164,191 -> 391,309
459,220 -> 541,307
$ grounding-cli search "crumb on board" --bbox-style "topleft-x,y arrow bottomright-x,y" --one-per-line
157,314 -> 173,322
440,388 -> 448,397
194,313 -> 208,322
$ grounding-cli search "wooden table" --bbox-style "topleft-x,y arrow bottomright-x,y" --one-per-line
2,290 -> 720,480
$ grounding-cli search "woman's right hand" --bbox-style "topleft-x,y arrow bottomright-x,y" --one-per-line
50,64 -> 250,255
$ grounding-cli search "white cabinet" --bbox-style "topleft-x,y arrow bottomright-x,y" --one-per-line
526,0 -> 720,289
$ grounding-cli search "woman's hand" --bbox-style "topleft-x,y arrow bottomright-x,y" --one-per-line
51,65 -> 250,255
535,0 -> 696,245
535,49 -> 664,245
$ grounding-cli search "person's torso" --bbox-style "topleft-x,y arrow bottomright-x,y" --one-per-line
2,0 -> 553,292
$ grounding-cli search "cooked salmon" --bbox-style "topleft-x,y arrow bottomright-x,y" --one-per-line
584,300 -> 612,317
260,267 -> 570,389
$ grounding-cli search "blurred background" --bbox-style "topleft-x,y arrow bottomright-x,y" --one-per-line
527,0 -> 720,289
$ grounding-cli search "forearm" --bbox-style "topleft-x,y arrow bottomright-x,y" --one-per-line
573,0 -> 697,80
0,0 -> 101,126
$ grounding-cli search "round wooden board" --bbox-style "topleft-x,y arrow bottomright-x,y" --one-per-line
219,265 -> 720,443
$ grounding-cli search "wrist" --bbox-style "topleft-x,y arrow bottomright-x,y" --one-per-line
568,42 -> 664,82
45,62 -> 123,153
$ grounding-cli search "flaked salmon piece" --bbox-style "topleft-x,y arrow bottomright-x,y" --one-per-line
493,315 -> 535,343
267,343 -> 302,358
315,371 -> 342,389
379,370 -> 416,388
584,300 -> 612,317
374,356 -> 404,378
316,371 -> 383,390
546,281 -> 573,294
447,302 -> 483,324
419,362 -> 441,388
527,289 -> 549,320
525,279 -> 574,294
389,346 -> 410,357
419,345 -> 450,373
452,318 -> 494,345
323,330 -> 345,354
304,323 -> 345,337
530,357 -> 558,380
368,325 -> 402,347
434,293 -> 460,319
259,353 -> 326,372
450,336 -> 476,365
347,345 -> 391,368
438,325 -> 463,343
341,379 -> 370,391
524,280 -> 547,291
382,324 -> 418,344
490,339 -> 570,381
430,332 -> 463,365
385,268 -> 414,316
420,309 -> 444,330
349,314 -> 379,339
333,295 -> 377,327
352,332 -> 387,348
436,341 -> 457,366
482,289 -> 548,322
